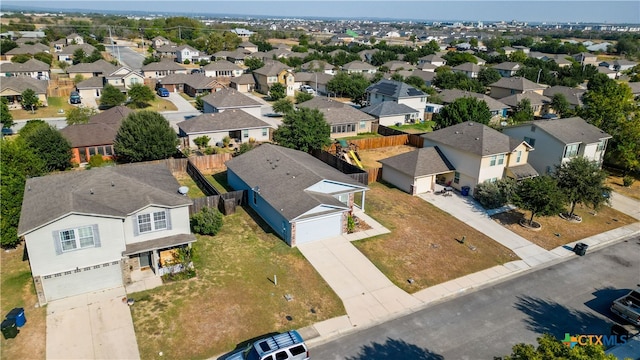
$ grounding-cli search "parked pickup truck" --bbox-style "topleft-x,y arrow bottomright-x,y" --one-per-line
611,288 -> 640,326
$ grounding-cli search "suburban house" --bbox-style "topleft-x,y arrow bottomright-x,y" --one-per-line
366,79 -> 428,119
572,52 -> 599,67
416,62 -> 438,72
66,59 -> 118,79
301,60 -> 337,75
435,89 -> 510,122
151,36 -> 171,49
597,66 -> 618,79
293,72 -> 333,95
379,147 -> 456,195
229,74 -> 256,93
57,44 -> 98,64
543,86 -> 585,109
238,41 -> 258,53
341,60 -> 377,74
226,144 -> 368,246
230,28 -> 254,41
201,88 -> 263,116
489,76 -> 546,99
141,60 -> 188,79
297,97 -> 376,138
498,92 -> 552,117
598,59 -> 637,72
65,33 -> 84,45
452,62 -> 482,78
3,43 -> 49,61
175,45 -> 208,64
0,77 -> 48,109
421,121 -> 537,195
502,117 -> 612,174
493,62 -> 522,78
105,66 -> 145,92
360,101 -> 420,126
177,110 -> 271,148
382,60 -> 416,73
226,49 -> 253,65
0,59 -> 50,80
396,69 -> 435,87
154,44 -> 178,59
18,162 -> 197,305
60,106 -> 132,164
253,61 -> 295,97
418,54 -> 446,67
157,74 -> 225,97
202,60 -> 244,78
75,76 -> 106,99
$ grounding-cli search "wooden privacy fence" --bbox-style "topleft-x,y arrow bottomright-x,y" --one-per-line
188,153 -> 233,171
311,149 -> 368,185
190,195 -> 219,216
366,167 -> 382,183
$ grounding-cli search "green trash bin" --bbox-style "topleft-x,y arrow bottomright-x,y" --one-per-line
1,318 -> 18,339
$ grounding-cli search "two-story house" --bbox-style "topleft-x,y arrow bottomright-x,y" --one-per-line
492,62 -> 522,78
175,45 -> 207,64
366,79 -> 428,119
18,162 -> 197,305
202,60 -> 244,78
502,117 -> 612,174
418,54 -> 446,67
105,66 -> 145,92
452,62 -> 482,79
253,61 -> 295,97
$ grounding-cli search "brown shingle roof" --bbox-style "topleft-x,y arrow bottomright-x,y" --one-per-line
201,88 -> 262,109
0,59 -> 50,72
0,77 -> 48,94
379,146 -> 455,177
422,121 -> 514,156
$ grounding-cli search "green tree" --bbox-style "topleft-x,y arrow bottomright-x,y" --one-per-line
113,111 -> 178,163
511,98 -> 535,123
190,207 -> 224,235
72,48 -> 87,64
433,70 -> 485,93
508,50 -> 528,63
20,88 -> 40,112
295,91 -> 314,104
478,67 -> 501,87
441,52 -> 478,67
0,138 -> 45,247
268,82 -> 286,101
244,57 -> 265,72
10,54 -> 32,63
33,52 -> 53,66
272,98 -> 294,114
434,97 -> 492,129
22,123 -> 72,172
512,176 -> 566,227
581,73 -> 634,130
504,333 -> 615,360
554,157 -> 610,218
327,73 -> 371,106
550,93 -> 571,118
1,98 -> 14,128
194,91 -> 209,112
128,83 -> 155,108
273,107 -> 331,153
193,135 -> 210,149
404,75 -> 427,91
613,112 -> 640,173
0,40 -> 18,55
99,84 -> 127,109
65,106 -> 97,125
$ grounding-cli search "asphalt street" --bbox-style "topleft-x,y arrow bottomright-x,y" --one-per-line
106,45 -> 145,70
310,237 -> 640,360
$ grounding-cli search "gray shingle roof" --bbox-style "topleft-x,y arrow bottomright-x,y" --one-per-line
253,61 -> 291,76
141,60 -> 187,72
379,146 -> 455,177
0,59 -> 50,72
201,88 -> 262,109
0,77 -> 48,94
58,44 -> 97,56
492,62 -> 522,71
5,43 -> 49,55
452,62 -> 481,72
75,76 -> 105,89
438,89 -> 509,112
543,86 -> 585,107
421,121 -> 514,156
366,79 -> 425,99
18,163 -> 192,235
297,98 -> 374,125
499,92 -> 551,107
202,60 -> 243,71
66,59 -> 118,75
507,163 -> 539,179
490,76 -> 546,92
342,61 -> 377,71
158,74 -> 220,90
59,106 -> 132,147
230,73 -> 256,85
225,144 -> 366,220
177,110 -> 270,134
517,117 -> 612,144
360,101 -> 418,117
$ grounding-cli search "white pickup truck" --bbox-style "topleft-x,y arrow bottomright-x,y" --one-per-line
611,287 -> 640,326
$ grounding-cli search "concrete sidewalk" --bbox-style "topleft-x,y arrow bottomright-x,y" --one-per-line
610,192 -> 640,220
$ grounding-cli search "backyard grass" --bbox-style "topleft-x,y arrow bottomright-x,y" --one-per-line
10,96 -> 76,120
341,132 -> 382,141
129,207 -> 344,360
353,182 -> 518,293
390,121 -> 435,134
605,168 -> 640,200
357,145 -> 417,169
136,97 -> 178,111
0,244 -> 46,360
173,172 -> 206,198
491,204 -> 637,250
210,171 -> 232,193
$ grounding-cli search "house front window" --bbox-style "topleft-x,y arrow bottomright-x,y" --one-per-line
597,140 -> 606,151
60,226 -> 95,252
262,128 -> 268,137
137,211 -> 168,233
563,143 -> 580,158
497,154 -> 505,165
516,151 -> 522,163
454,172 -> 460,184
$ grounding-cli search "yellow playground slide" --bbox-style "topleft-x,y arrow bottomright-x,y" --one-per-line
349,150 -> 363,169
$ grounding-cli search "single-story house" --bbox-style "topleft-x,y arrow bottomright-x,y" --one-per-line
202,60 -> 244,78
201,88 -> 263,117
379,146 -> 455,195
157,74 -> 226,97
341,61 -> 377,74
226,143 -> 368,246
177,110 -> 271,148
0,59 -> 50,80
492,62 -> 522,78
360,101 -> 420,127
489,76 -> 546,99
452,62 -> 482,79
297,97 -> 376,138
18,162 -> 197,305
499,92 -> 552,117
229,74 -> 256,93
66,59 -> 119,79
542,86 -> 585,109
57,44 -> 98,64
75,76 -> 105,100
0,77 -> 48,109
3,43 -> 49,61
141,60 -> 188,79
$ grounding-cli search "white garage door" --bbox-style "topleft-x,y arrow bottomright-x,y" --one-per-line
42,260 -> 123,302
295,213 -> 343,245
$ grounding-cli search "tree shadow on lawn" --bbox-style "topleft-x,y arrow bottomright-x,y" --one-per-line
346,338 -> 444,360
514,295 -> 613,339
492,210 -> 525,226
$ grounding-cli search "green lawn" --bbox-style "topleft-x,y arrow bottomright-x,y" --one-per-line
173,172 -> 206,198
10,97 -> 76,120
129,207 -> 344,359
210,171 -> 232,193
390,121 -> 435,133
341,132 -> 382,141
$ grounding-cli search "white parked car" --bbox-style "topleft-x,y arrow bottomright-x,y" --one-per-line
299,85 -> 315,95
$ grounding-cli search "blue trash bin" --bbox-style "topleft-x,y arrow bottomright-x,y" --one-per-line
7,308 -> 26,327
461,186 -> 470,196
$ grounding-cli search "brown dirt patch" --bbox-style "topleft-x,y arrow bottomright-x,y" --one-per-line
353,183 -> 518,292
357,145 -> 417,169
492,204 -> 637,250
605,168 -> 640,200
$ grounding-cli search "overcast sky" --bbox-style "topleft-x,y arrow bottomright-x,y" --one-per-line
2,1 -> 639,24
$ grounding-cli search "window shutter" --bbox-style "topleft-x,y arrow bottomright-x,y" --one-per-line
165,209 -> 172,230
92,224 -> 101,248
133,215 -> 139,236
53,231 -> 62,255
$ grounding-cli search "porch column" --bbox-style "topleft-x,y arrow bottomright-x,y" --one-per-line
361,191 -> 366,213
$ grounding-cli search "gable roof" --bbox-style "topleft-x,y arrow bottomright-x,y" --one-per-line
201,88 -> 262,109
141,60 -> 187,72
18,162 -> 192,235
59,106 -> 132,147
419,54 -> 445,63
379,146 -> 455,177
342,60 -> 376,71
66,59 -> 118,75
489,76 -> 546,92
203,60 -> 243,71
253,61 -> 291,76
75,76 -> 105,89
230,73 -> 256,85
177,110 -> 270,133
5,43 -> 49,55
58,44 -> 97,56
499,92 -> 551,107
360,101 -> 419,117
421,121 -> 514,156
0,59 -> 50,72
438,89 -> 509,112
508,117 -> 612,144
226,144 -> 366,220
158,74 -> 222,90
366,79 -> 426,98
0,77 -> 48,94
301,60 -> 335,72
543,86 -> 585,107
297,98 -> 375,125
90,105 -> 132,124
452,62 -> 481,72
492,62 -> 522,71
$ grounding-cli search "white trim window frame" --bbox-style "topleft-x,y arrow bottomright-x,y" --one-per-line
60,226 -> 95,252
137,211 -> 168,234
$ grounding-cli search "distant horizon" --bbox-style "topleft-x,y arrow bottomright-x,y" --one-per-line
2,1 -> 639,24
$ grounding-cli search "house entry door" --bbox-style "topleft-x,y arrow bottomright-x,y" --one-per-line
139,252 -> 152,268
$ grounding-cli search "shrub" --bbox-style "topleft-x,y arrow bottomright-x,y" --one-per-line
203,146 -> 218,155
190,207 -> 223,235
623,175 -> 635,187
347,215 -> 356,233
474,178 -> 516,209
237,142 -> 254,155
88,154 -> 105,168
183,59 -> 190,65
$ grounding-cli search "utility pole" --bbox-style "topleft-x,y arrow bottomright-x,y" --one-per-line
178,26 -> 181,40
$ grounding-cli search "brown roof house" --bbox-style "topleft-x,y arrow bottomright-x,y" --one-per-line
141,60 -> 188,79
0,77 -> 48,109
297,97 -> 376,138
253,61 -> 295,96
60,106 -> 132,164
177,110 -> 271,148
66,59 -> 119,79
489,76 -> 546,99
157,74 -> 225,97
200,88 -> 263,116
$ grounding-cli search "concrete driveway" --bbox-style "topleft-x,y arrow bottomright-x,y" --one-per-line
46,287 -> 140,360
